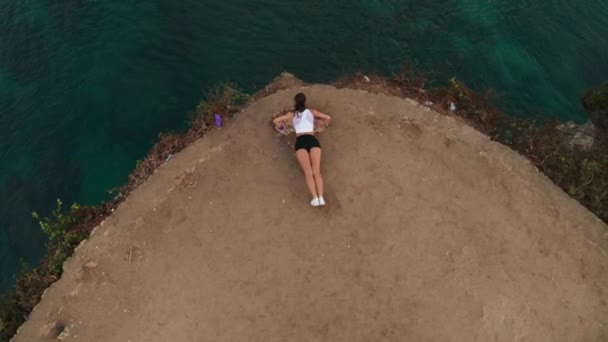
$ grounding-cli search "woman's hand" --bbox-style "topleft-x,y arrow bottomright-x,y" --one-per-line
273,112 -> 294,133
312,109 -> 331,129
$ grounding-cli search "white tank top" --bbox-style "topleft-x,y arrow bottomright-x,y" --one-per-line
293,109 -> 314,134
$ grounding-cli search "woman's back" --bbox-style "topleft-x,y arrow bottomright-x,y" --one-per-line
293,109 -> 315,134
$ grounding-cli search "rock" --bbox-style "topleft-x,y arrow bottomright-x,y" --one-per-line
57,326 -> 70,340
269,72 -> 304,89
582,82 -> 608,133
250,72 -> 306,102
84,260 -> 98,268
556,121 -> 596,150
40,321 -> 65,339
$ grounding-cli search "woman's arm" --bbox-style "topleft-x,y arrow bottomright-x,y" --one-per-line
272,111 -> 294,126
311,109 -> 331,125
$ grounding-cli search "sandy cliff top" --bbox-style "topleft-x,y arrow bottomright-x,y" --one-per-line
13,80 -> 608,341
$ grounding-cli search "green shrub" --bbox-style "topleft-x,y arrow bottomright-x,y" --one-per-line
189,83 -> 248,135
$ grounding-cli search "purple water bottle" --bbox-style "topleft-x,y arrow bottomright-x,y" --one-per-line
214,113 -> 222,127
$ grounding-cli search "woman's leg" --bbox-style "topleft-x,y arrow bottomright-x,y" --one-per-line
309,147 -> 324,198
295,149 -> 318,199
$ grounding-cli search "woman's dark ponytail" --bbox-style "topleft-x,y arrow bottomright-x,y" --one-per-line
294,93 -> 306,116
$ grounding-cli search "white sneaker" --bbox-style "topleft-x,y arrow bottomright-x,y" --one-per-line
310,197 -> 321,207
318,196 -> 326,206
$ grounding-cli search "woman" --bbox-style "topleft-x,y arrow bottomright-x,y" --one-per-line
273,93 -> 332,207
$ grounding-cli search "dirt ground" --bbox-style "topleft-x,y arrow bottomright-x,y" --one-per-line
13,84 -> 608,341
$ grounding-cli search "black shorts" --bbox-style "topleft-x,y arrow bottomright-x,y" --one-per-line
295,134 -> 321,152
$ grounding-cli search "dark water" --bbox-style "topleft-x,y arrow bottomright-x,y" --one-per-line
1,0 -> 607,291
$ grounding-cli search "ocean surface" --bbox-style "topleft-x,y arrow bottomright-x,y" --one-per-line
1,0 -> 607,292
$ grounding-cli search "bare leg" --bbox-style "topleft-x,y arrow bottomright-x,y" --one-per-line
296,149 -> 318,199
309,147 -> 324,198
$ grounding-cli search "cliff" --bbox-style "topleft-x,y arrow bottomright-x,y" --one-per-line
11,76 -> 608,341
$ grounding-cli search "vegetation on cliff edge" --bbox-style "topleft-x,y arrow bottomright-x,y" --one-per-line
0,84 -> 248,341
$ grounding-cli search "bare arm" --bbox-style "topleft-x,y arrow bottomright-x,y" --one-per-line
311,109 -> 331,125
272,111 -> 294,126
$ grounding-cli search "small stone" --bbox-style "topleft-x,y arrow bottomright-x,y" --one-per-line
57,326 -> 70,340
40,321 -> 66,339
84,261 -> 97,268
556,121 -> 595,150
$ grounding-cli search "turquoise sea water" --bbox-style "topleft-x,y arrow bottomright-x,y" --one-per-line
1,0 -> 607,291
